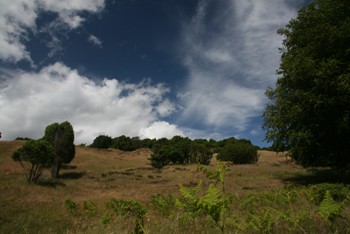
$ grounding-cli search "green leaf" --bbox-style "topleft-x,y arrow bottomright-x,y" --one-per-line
317,190 -> 343,222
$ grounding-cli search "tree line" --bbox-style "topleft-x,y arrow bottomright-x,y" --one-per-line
90,135 -> 258,169
11,122 -> 258,183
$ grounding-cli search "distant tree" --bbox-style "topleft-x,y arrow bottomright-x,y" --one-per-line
44,121 -> 75,178
217,141 -> 258,164
15,137 -> 32,141
12,139 -> 54,183
150,137 -> 169,153
113,135 -> 140,151
90,135 -> 113,149
263,0 -> 350,167
149,136 -> 213,168
149,146 -> 173,169
140,138 -> 156,149
169,136 -> 192,164
189,143 -> 212,165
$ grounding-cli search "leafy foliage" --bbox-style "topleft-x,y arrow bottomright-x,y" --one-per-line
90,135 -> 113,149
309,183 -> 350,204
263,0 -> 350,167
43,121 -> 75,178
148,136 -> 214,169
217,140 -> 258,164
189,142 -> 212,165
112,135 -> 143,151
105,199 -> 147,233
176,163 -> 231,233
150,194 -> 176,217
317,190 -> 344,222
12,139 -> 54,183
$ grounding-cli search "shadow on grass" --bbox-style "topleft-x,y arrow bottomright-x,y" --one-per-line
61,164 -> 77,170
35,179 -> 66,188
282,168 -> 350,185
59,172 -> 86,180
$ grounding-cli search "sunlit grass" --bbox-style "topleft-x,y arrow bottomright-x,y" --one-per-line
1,141 -> 349,233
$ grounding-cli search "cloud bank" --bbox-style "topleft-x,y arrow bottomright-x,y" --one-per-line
0,63 -> 182,143
178,0 -> 298,137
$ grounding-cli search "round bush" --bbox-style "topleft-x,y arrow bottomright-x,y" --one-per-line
217,141 -> 258,164
90,135 -> 113,149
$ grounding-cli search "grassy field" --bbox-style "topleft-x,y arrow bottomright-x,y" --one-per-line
0,140 -> 349,233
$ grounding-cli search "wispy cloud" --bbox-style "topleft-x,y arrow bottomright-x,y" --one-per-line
178,0 -> 298,137
0,63 -> 180,143
0,0 -> 105,62
88,34 -> 103,47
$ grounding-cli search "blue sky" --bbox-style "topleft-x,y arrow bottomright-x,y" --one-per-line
0,0 -> 309,146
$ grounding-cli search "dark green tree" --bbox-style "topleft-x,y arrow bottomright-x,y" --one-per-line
12,139 -> 54,183
44,121 -> 75,178
263,0 -> 350,167
217,140 -> 258,164
149,146 -> 173,169
90,135 -> 113,149
112,135 -> 140,151
189,142 -> 212,165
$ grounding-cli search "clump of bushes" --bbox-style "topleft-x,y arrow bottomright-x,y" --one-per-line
89,134 -> 258,168
217,139 -> 258,164
90,135 -> 113,149
90,135 -> 156,151
149,136 -> 212,169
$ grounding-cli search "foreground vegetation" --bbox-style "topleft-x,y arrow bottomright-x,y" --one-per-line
1,141 -> 349,233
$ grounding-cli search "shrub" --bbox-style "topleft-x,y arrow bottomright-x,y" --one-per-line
217,140 -> 258,164
112,135 -> 140,151
90,135 -> 113,149
189,143 -> 212,165
12,139 -> 54,183
149,147 -> 172,169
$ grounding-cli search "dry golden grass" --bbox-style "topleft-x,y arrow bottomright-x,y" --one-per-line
0,140 -> 333,233
0,141 -> 306,204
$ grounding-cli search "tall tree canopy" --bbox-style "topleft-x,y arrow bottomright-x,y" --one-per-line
44,121 -> 75,178
263,0 -> 350,167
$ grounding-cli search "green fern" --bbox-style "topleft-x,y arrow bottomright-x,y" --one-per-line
317,190 -> 343,222
176,163 -> 232,233
248,210 -> 274,234
175,182 -> 202,221
198,162 -> 227,185
198,185 -> 226,223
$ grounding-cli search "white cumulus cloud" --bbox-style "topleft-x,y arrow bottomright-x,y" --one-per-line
139,121 -> 184,139
0,0 -> 105,62
0,63 -> 180,144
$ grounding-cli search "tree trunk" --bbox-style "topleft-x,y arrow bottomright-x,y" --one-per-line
51,160 -> 61,179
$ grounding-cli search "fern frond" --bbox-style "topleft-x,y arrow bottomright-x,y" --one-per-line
317,190 -> 343,222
